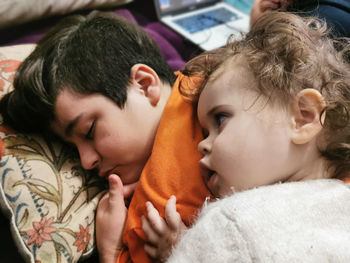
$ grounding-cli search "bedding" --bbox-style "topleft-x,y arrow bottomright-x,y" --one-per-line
0,0 -> 133,29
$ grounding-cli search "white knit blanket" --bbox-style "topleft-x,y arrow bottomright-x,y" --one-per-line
167,179 -> 350,263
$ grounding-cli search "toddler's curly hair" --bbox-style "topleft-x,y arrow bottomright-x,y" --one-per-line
180,11 -> 350,179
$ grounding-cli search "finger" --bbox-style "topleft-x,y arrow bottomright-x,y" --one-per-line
263,0 -> 280,3
260,0 -> 279,10
280,0 -> 291,9
165,196 -> 182,230
144,244 -> 158,259
146,201 -> 167,235
123,181 -> 138,198
141,216 -> 160,245
98,191 -> 109,203
108,174 -> 124,205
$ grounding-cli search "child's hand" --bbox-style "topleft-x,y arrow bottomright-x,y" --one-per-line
96,174 -> 128,263
142,196 -> 187,262
250,0 -> 292,27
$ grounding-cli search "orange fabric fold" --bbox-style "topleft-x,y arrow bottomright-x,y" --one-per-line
116,72 -> 210,263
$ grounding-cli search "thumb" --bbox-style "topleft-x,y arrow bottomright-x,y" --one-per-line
108,174 -> 124,204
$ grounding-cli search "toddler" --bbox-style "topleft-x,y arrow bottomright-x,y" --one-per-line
142,11 -> 350,262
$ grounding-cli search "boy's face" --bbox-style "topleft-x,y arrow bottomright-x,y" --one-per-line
51,88 -> 160,185
197,59 -> 297,198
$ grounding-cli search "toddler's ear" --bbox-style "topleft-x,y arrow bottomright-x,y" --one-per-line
291,89 -> 325,144
130,64 -> 161,106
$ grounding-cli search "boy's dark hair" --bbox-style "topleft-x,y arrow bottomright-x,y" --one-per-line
0,11 -> 175,134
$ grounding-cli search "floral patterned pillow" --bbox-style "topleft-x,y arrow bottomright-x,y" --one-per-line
0,44 -> 106,263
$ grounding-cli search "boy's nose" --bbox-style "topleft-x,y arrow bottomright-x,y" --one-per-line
198,138 -> 211,155
77,144 -> 99,170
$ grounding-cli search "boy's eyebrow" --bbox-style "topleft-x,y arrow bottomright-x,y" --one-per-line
65,115 -> 82,137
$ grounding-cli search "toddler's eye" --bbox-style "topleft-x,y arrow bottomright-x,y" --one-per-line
201,128 -> 209,139
85,120 -> 95,140
214,113 -> 227,128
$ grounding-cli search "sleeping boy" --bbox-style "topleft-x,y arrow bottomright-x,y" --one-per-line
0,10 -> 209,263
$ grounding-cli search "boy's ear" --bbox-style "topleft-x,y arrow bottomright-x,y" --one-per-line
290,89 -> 326,144
130,64 -> 161,106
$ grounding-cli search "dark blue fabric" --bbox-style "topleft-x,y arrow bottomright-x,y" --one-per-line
288,0 -> 350,37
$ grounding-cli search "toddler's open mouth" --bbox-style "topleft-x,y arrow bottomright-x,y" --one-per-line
199,162 -> 215,186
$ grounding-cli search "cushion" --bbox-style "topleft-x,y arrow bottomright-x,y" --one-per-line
0,44 -> 106,263
0,0 -> 133,29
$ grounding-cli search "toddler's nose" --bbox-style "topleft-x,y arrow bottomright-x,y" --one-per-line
198,138 -> 211,155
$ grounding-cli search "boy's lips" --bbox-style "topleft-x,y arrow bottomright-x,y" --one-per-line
99,167 -> 115,178
99,166 -> 140,185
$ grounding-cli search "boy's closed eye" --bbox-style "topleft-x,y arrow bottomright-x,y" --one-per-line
85,120 -> 96,140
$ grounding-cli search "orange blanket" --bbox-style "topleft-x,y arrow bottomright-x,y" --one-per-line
117,72 -> 210,263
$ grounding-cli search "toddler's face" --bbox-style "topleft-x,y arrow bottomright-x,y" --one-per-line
197,59 -> 297,198
51,88 -> 159,185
